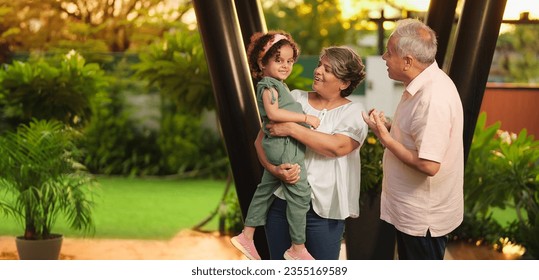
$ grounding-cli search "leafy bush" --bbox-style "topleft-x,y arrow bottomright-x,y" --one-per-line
0,50 -> 106,130
220,187 -> 244,236
133,28 -> 213,117
453,112 -> 539,258
158,111 -> 229,179
360,131 -> 384,195
81,91 -> 162,176
80,57 -> 163,176
133,28 -> 230,178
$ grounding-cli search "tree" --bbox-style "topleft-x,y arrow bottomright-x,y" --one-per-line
0,1 -> 42,62
0,0 -> 193,60
263,0 -> 349,55
262,0 -> 401,57
493,24 -> 539,83
46,0 -> 181,52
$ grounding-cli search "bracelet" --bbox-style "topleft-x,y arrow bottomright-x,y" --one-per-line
304,114 -> 307,123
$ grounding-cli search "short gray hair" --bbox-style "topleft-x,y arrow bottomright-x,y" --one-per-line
320,46 -> 366,97
391,18 -> 437,64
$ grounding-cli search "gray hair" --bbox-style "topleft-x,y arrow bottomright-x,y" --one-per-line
320,46 -> 366,97
391,18 -> 437,64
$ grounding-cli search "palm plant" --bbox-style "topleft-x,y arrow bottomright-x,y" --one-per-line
0,119 -> 96,240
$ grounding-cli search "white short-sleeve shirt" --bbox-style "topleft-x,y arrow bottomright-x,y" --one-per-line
381,62 -> 464,237
274,90 -> 368,220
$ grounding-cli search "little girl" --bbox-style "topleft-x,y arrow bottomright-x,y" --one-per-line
231,31 -> 319,260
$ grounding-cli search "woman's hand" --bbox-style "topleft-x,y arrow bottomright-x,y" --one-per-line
266,122 -> 295,137
269,163 -> 301,184
255,129 -> 301,184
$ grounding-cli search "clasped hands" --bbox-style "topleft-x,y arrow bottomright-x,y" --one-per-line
361,109 -> 390,142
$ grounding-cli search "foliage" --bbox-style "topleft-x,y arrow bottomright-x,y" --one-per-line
220,187 -> 244,236
360,130 -> 384,195
454,112 -> 539,258
0,50 -> 107,130
263,0 -> 349,55
450,212 -> 508,246
133,28 -> 213,117
81,91 -> 162,176
1,177 -> 226,239
0,1 -> 23,62
49,40 -> 115,67
82,48 -> 228,177
158,112 -> 229,179
133,28 -> 229,178
286,64 -> 313,92
0,119 -> 96,240
80,57 -> 163,176
0,0 -> 191,59
263,0 -> 393,57
494,24 -> 539,83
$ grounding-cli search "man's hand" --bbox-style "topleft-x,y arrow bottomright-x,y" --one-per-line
362,109 -> 390,145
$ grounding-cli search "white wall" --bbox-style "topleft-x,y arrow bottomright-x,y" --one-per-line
362,56 -> 404,118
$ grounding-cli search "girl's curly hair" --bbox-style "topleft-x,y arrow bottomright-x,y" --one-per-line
246,30 -> 300,80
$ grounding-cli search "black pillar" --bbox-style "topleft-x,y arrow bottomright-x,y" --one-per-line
377,10 -> 386,55
234,0 -> 267,51
425,0 -> 459,67
193,0 -> 268,258
448,0 -> 507,162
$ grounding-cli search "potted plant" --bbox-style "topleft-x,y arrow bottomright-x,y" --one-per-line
0,119 -> 96,260
345,130 -> 396,259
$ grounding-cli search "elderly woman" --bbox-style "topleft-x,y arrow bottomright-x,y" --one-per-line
255,46 -> 368,260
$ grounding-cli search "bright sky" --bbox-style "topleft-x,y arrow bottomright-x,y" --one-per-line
339,0 -> 539,20
503,0 -> 539,19
182,0 -> 539,30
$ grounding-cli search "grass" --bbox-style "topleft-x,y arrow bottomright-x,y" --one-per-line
0,177 -> 228,240
1,176 -> 518,241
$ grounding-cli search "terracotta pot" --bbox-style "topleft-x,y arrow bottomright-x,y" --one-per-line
15,234 -> 63,260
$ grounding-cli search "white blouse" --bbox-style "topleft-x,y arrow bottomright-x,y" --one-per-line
274,89 -> 368,220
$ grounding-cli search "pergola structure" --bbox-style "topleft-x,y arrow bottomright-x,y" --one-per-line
192,0 -> 507,259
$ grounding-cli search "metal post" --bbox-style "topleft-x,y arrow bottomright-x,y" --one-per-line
448,0 -> 507,162
425,0 -> 459,67
234,0 -> 267,51
193,0 -> 268,258
377,10 -> 386,55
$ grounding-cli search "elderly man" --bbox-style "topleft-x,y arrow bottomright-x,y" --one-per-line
362,18 -> 464,260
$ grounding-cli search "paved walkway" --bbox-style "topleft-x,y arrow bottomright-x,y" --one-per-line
1,230 -> 243,260
0,230 -> 520,260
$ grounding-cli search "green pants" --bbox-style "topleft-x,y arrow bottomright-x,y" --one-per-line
244,135 -> 311,244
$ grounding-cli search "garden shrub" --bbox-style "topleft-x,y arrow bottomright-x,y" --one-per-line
453,112 -> 539,258
0,50 -> 106,130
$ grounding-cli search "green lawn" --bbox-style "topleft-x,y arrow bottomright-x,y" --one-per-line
0,177 -> 228,240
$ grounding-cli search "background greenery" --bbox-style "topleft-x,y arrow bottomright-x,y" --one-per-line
0,0 -> 538,258
0,178 -> 226,240
451,113 -> 539,258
